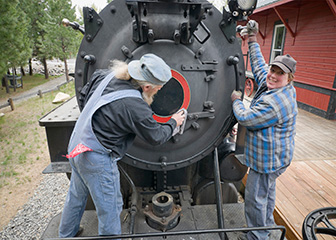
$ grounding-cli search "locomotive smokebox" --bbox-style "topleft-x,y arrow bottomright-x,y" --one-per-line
73,0 -> 246,171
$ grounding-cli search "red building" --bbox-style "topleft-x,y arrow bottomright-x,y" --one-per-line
240,0 -> 336,119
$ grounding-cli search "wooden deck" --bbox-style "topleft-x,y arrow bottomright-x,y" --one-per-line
274,109 -> 336,240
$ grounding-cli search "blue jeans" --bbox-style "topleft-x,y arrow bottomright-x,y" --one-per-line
59,151 -> 123,237
245,167 -> 286,240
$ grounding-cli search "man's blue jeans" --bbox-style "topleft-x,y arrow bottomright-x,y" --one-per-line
245,167 -> 286,240
59,151 -> 123,237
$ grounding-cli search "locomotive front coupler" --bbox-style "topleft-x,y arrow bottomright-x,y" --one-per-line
143,192 -> 182,232
119,163 -> 188,233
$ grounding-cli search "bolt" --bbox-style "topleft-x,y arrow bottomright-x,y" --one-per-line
204,101 -> 214,108
191,122 -> 200,130
229,36 -> 236,43
110,5 -> 116,14
86,34 -> 92,41
161,162 -> 167,168
80,51 -> 86,58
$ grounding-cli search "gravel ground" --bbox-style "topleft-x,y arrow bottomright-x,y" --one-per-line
0,174 -> 69,240
0,59 -> 73,239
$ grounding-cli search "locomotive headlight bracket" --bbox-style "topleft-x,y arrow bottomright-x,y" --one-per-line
228,0 -> 257,21
220,0 -> 257,43
125,0 -> 212,44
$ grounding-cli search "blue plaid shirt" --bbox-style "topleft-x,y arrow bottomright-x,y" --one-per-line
233,42 -> 298,173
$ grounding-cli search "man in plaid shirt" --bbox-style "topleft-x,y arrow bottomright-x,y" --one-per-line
232,20 -> 298,240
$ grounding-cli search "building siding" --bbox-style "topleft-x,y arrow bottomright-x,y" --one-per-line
240,0 -> 336,119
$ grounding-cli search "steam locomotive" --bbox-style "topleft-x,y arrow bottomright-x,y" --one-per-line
39,0 -> 287,239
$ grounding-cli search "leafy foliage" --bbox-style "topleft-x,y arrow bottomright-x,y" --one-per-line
0,0 -> 32,75
47,0 -> 80,60
0,0 -> 82,79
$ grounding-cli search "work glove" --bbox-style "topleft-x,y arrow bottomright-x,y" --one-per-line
238,20 -> 259,37
231,90 -> 242,102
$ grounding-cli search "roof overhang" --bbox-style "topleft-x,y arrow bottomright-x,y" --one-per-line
254,0 -> 336,17
254,0 -> 297,14
246,0 -> 336,41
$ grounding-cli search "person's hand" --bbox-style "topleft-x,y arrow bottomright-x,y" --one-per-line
231,90 -> 242,102
171,110 -> 186,127
240,20 -> 259,37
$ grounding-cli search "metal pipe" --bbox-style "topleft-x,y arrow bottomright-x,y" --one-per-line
83,55 -> 96,86
62,18 -> 85,34
227,55 -> 240,91
118,164 -> 138,234
213,147 -> 227,240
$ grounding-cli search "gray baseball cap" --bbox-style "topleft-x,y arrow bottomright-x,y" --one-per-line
128,54 -> 172,85
270,54 -> 297,74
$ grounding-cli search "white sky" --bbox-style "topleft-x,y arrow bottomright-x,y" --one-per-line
71,0 -> 108,17
70,0 -> 226,17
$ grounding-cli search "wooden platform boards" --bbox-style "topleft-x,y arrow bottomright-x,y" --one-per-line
274,109 -> 336,240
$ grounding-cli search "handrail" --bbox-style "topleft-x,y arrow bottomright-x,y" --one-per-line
45,225 -> 286,240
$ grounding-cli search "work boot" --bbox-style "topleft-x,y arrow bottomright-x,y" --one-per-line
237,233 -> 248,240
75,226 -> 84,237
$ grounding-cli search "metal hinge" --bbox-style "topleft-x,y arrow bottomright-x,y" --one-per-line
181,60 -> 218,72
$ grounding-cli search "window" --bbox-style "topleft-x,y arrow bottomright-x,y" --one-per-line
270,23 -> 286,62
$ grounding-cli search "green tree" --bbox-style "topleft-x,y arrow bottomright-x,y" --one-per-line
0,0 -> 32,77
47,0 -> 81,81
18,0 -> 52,79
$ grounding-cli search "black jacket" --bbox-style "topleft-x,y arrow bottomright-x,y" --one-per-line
79,69 -> 176,159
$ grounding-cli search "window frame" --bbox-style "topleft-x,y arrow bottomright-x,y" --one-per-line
269,22 -> 287,62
